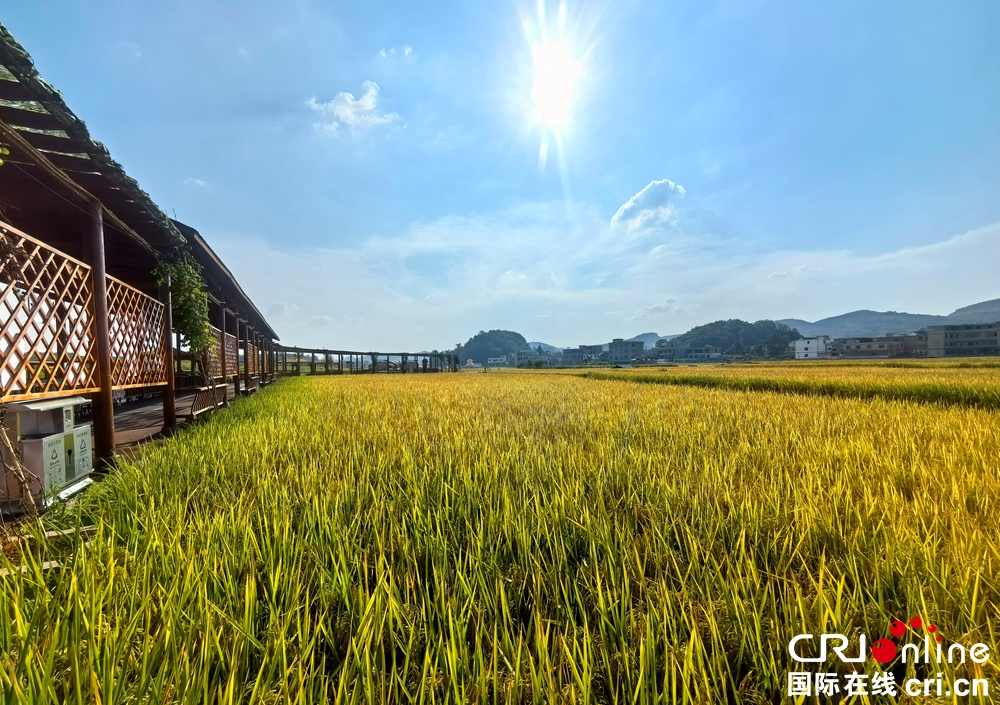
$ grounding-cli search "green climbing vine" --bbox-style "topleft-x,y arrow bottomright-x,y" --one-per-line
153,254 -> 215,356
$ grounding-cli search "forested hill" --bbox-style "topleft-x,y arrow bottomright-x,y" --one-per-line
453,330 -> 529,365
778,297 -> 1000,337
670,319 -> 802,357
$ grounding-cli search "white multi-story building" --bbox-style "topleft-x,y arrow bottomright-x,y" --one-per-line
794,336 -> 835,360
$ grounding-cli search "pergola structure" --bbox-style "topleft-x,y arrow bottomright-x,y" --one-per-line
0,24 -> 277,464
275,346 -> 459,375
173,221 -> 279,415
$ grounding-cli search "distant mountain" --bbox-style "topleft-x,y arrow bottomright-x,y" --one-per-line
528,341 -> 563,353
947,298 -> 1000,324
778,298 -> 1000,338
778,311 -> 946,338
626,332 -> 661,349
626,332 -> 682,349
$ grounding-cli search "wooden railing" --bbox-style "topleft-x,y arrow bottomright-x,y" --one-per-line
107,275 -> 167,389
206,325 -> 223,379
188,383 -> 228,421
224,333 -> 238,374
0,220 -> 167,402
274,345 -> 460,374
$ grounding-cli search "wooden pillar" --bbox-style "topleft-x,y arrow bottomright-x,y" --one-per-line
218,307 -> 229,406
233,318 -> 241,394
242,320 -> 250,393
159,274 -> 177,431
310,351 -> 316,375
175,331 -> 182,373
85,200 -> 115,465
339,353 -> 343,373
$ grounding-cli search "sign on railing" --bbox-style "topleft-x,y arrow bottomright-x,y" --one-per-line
247,342 -> 258,375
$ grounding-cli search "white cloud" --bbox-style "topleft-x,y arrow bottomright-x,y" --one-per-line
498,270 -> 528,284
379,46 -> 412,60
632,299 -> 692,320
307,81 -> 398,133
183,177 -> 208,188
267,302 -> 298,316
238,47 -> 251,61
114,41 -> 142,60
611,179 -> 686,232
309,315 -> 335,327
766,265 -> 822,279
203,186 -> 1000,350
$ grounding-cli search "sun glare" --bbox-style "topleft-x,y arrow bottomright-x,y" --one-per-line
531,41 -> 578,130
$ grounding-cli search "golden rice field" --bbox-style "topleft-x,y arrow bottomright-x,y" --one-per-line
2,370 -> 1000,703
572,359 -> 1000,410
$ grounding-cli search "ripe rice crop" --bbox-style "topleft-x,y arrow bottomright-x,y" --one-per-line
2,373 -> 999,702
577,360 -> 1000,410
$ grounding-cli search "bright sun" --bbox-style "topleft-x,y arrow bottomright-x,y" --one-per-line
531,41 -> 578,131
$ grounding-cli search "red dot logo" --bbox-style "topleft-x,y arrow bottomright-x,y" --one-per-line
871,638 -> 897,664
890,620 -> 907,637
909,616 -> 923,629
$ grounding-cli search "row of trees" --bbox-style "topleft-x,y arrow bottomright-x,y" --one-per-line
666,319 -> 802,358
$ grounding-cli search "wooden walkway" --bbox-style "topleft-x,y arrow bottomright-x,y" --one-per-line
112,384 -> 234,446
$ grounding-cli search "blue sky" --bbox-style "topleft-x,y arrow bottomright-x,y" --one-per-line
3,1 -> 998,348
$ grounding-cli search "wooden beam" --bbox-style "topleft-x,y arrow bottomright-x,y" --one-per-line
219,306 -> 229,407
0,118 -> 156,256
0,106 -> 65,131
242,321 -> 251,393
160,275 -> 177,432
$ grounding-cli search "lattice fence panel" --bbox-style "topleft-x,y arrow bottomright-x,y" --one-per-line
107,276 -> 167,389
224,333 -> 238,374
0,222 -> 99,401
206,325 -> 223,379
